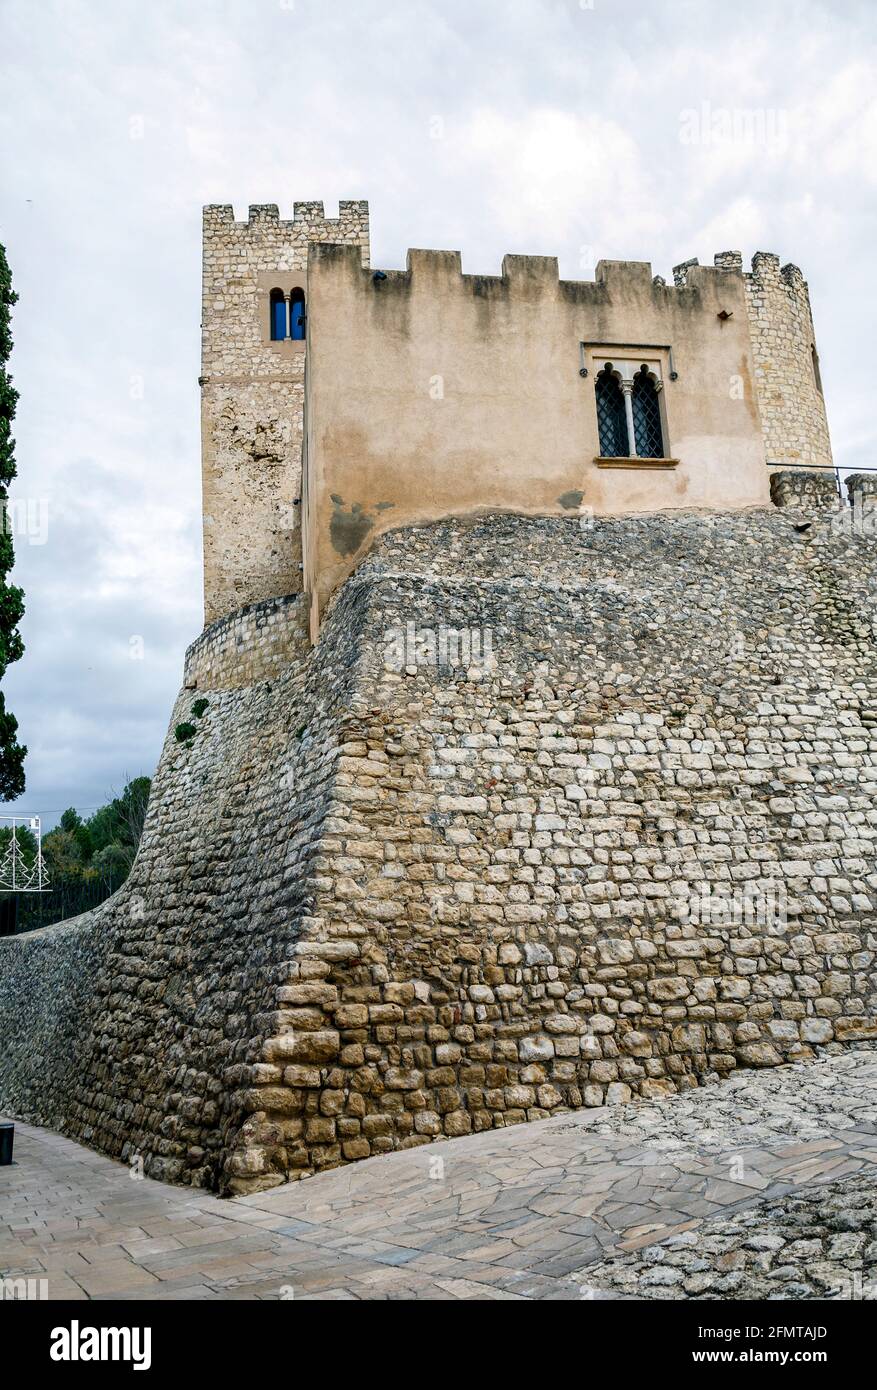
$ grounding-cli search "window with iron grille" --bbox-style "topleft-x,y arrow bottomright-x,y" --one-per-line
631,367 -> 665,458
595,366 -> 628,457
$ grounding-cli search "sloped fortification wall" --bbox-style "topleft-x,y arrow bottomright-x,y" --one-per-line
2,507 -> 877,1192
0,584 -> 369,1194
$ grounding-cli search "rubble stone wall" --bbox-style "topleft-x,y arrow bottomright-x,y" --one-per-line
184,593 -> 309,692
2,508 -> 876,1193
0,583 -> 370,1193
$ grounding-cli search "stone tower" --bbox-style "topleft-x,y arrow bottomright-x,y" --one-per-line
200,201 -> 370,625
675,251 -> 833,473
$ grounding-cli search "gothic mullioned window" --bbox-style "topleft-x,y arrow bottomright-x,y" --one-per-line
593,357 -> 668,459
270,288 -> 287,341
595,365 -> 628,457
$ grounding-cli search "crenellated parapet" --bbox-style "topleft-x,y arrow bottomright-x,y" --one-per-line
203,199 -> 370,240
312,242 -> 757,308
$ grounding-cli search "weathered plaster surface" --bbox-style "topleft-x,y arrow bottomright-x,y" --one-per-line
302,246 -> 773,626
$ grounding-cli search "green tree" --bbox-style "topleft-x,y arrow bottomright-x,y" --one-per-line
0,242 -> 26,799
2,777 -> 152,934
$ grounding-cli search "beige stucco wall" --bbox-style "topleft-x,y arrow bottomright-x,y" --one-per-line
201,201 -> 369,625
303,245 -> 770,630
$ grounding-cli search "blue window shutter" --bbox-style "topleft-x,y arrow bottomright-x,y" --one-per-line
270,289 -> 286,340
290,289 -> 306,341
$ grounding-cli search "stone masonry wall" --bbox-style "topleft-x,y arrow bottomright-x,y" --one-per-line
2,508 -> 876,1192
184,593 -> 309,692
770,469 -> 839,511
201,201 -> 370,624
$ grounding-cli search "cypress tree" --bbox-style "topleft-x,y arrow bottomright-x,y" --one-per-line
0,242 -> 26,799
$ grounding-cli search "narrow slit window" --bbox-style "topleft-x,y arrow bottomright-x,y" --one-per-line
290,288 -> 306,341
631,366 -> 665,458
270,288 -> 287,341
595,365 -> 628,457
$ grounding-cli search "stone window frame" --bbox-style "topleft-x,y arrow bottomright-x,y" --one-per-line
257,271 -> 307,356
586,347 -> 678,469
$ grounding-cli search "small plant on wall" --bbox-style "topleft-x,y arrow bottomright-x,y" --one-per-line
174,699 -> 210,747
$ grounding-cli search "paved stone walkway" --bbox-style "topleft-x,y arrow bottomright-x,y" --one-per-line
2,1049 -> 876,1300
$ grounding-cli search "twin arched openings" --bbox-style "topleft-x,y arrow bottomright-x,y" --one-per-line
595,363 -> 666,459
270,287 -> 306,342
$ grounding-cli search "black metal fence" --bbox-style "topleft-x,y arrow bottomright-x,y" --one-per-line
0,870 -> 128,936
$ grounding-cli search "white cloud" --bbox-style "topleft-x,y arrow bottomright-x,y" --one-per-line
450,107 -> 654,252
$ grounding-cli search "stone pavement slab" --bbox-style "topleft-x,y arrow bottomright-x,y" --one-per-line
2,1048 -> 876,1300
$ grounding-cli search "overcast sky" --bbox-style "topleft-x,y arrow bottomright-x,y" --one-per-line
0,0 -> 875,825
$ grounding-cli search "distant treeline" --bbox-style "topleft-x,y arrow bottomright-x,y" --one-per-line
0,777 -> 151,934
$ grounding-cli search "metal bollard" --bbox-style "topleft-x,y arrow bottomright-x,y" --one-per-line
0,1123 -> 14,1165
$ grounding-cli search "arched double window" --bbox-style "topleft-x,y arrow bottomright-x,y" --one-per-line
631,366 -> 665,458
595,365 -> 628,458
595,360 -> 667,459
268,287 -> 307,342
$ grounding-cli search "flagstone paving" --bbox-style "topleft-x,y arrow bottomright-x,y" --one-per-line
2,1048 -> 876,1300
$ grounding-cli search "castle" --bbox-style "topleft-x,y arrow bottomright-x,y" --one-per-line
201,199 -> 833,639
3,200 -> 875,1198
